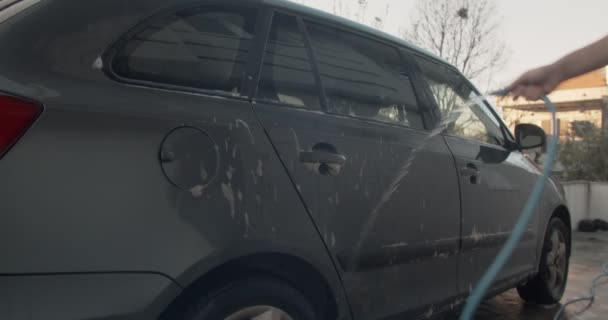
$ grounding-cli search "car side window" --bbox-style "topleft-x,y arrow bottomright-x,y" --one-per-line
256,13 -> 321,109
304,22 -> 424,129
112,6 -> 257,95
416,57 -> 504,146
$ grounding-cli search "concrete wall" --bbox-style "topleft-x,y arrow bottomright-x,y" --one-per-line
563,181 -> 608,229
590,183 -> 608,220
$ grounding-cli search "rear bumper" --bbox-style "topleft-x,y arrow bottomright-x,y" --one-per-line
0,272 -> 181,320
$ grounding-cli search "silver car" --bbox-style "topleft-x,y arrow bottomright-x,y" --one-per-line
0,0 -> 570,319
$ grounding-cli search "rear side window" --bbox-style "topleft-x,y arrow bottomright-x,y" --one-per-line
256,13 -> 320,109
305,22 -> 423,129
112,6 -> 257,95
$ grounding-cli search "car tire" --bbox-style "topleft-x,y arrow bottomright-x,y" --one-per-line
175,276 -> 320,320
517,217 -> 570,305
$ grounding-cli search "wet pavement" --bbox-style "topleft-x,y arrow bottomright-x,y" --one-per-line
447,232 -> 608,320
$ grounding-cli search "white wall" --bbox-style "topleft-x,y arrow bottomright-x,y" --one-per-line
590,183 -> 608,220
563,181 -> 608,229
563,182 -> 589,228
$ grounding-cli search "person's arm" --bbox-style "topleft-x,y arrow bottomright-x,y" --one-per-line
506,34 -> 608,100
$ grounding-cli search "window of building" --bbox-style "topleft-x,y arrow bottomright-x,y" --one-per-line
558,119 -> 571,138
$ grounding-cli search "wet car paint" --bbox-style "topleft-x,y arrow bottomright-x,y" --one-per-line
0,0 -> 570,319
445,232 -> 608,320
0,1 -> 350,318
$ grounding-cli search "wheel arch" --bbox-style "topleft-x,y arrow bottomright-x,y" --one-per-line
552,205 -> 571,227
535,204 -> 572,275
160,252 -> 339,320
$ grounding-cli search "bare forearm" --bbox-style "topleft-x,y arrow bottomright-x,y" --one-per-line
553,35 -> 608,81
507,34 -> 608,100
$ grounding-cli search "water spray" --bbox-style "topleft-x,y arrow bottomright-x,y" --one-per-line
350,90 -> 564,318
553,262 -> 608,319
460,93 -> 558,319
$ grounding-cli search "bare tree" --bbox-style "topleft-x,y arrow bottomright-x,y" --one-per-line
291,0 -> 391,32
406,0 -> 508,89
356,0 -> 368,23
332,0 -> 348,17
373,17 -> 383,29
502,107 -> 527,130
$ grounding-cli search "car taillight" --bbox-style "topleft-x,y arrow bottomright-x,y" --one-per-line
0,94 -> 42,158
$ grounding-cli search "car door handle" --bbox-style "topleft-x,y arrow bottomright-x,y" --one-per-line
299,150 -> 346,165
461,163 -> 480,184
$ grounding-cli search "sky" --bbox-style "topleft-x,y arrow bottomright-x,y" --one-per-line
290,0 -> 608,90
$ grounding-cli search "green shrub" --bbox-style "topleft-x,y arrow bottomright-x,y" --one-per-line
559,126 -> 608,181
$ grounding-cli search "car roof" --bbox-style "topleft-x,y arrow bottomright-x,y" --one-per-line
256,0 -> 451,67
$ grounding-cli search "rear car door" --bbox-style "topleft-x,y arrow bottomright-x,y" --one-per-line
251,11 -> 462,319
414,56 -> 540,293
0,2 -> 350,319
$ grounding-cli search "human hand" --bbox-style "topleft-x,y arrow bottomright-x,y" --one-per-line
505,64 -> 564,101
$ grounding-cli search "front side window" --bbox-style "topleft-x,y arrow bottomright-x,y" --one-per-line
256,13 -> 320,109
112,6 -> 257,95
416,57 -> 504,146
305,22 -> 423,129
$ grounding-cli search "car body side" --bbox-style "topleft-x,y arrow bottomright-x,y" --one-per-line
0,0 -> 570,319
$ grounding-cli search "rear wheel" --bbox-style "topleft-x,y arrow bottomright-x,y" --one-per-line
517,217 -> 569,304
175,277 -> 319,320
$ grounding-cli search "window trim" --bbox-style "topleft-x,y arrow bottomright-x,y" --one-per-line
398,48 -> 437,131
297,15 -> 329,111
103,1 -> 262,101
249,9 -> 326,111
318,108 -> 434,133
246,6 -> 272,101
0,0 -> 41,24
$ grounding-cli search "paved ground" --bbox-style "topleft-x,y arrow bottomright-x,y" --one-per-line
454,232 -> 608,320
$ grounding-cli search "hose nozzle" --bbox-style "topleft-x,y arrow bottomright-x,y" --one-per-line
489,89 -> 509,97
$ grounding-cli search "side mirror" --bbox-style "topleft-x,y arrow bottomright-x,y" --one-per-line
514,124 -> 547,150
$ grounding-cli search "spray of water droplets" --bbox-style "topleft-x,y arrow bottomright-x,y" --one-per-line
350,95 -> 492,270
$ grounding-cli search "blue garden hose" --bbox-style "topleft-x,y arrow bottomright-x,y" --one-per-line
553,262 -> 608,319
460,94 -> 558,320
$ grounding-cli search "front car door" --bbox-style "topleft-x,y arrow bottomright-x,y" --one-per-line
249,10 -> 462,319
413,56 -> 540,294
